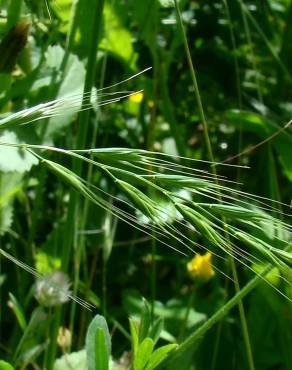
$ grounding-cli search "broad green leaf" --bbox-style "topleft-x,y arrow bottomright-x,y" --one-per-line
46,47 -> 86,139
86,315 -> 111,370
100,2 -> 135,67
0,360 -> 13,370
134,337 -> 154,370
50,0 -> 72,32
35,251 -> 61,274
145,344 -> 178,370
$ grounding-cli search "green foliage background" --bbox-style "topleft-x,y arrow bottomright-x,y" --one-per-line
0,0 -> 291,369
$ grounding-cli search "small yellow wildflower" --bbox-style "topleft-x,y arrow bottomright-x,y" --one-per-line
187,252 -> 215,282
129,91 -> 144,104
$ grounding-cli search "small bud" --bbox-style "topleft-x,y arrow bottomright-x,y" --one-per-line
0,20 -> 31,73
34,270 -> 71,307
57,327 -> 72,350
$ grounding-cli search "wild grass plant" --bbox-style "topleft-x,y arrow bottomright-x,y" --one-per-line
0,1 -> 291,369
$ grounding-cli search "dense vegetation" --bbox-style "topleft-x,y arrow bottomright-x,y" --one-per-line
0,1 -> 291,369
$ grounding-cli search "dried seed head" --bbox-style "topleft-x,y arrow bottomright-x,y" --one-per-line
34,270 -> 71,307
0,20 -> 31,73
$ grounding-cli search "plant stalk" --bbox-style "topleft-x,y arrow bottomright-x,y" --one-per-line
174,2 -> 255,368
157,265 -> 272,369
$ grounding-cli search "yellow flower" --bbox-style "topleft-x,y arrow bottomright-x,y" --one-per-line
129,91 -> 144,104
187,252 -> 215,281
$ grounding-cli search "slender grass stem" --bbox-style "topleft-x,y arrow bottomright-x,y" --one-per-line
174,2 -> 255,368
210,319 -> 223,370
173,0 -> 213,164
60,0 -> 79,75
238,0 -> 263,103
66,0 -> 105,340
229,256 -> 255,370
151,233 -> 157,321
160,64 -> 186,156
222,0 -> 244,175
102,254 -> 107,317
178,284 -> 196,342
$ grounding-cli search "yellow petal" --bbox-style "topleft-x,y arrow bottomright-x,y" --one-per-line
187,252 -> 215,281
129,92 -> 144,103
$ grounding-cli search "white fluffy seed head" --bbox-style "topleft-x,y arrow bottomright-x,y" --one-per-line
34,270 -> 71,307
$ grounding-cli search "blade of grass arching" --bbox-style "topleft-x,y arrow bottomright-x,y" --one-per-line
173,1 -> 255,369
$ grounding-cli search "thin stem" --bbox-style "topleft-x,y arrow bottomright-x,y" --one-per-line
174,2 -> 255,368
151,233 -> 157,321
210,320 -> 223,370
178,284 -> 196,342
238,0 -> 263,103
174,0 -> 213,164
66,0 -> 104,336
229,256 -> 255,370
